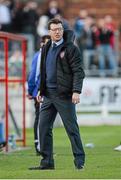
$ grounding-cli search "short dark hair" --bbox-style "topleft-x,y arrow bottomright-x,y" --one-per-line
48,18 -> 63,30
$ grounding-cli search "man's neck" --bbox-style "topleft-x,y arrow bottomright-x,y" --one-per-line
52,38 -> 64,46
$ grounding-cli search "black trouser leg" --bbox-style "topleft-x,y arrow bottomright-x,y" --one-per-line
34,99 -> 40,153
54,98 -> 85,167
39,96 -> 57,167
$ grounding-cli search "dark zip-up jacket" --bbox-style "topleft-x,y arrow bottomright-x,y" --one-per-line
39,30 -> 85,98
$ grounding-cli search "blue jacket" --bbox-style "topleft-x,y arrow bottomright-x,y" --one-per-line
28,51 -> 41,98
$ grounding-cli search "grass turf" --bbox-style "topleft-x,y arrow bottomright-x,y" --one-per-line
0,125 -> 121,179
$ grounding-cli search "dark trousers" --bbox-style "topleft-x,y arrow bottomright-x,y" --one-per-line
39,89 -> 85,168
34,99 -> 40,153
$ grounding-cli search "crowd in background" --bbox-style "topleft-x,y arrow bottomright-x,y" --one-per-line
0,0 -> 121,77
74,9 -> 119,76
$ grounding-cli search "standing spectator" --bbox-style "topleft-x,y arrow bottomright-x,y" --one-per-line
29,18 -> 85,170
74,9 -> 88,38
21,1 -> 39,35
104,15 -> 116,49
27,35 -> 50,155
73,9 -> 88,55
36,15 -> 49,37
83,15 -> 97,70
0,0 -> 12,32
97,18 -> 117,76
20,1 -> 39,50
36,15 -> 49,50
54,13 -> 70,30
45,0 -> 61,20
12,1 -> 24,33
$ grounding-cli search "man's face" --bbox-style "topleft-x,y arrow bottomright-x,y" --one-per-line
49,23 -> 64,42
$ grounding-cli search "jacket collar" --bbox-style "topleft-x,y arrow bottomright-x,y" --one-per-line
52,38 -> 64,47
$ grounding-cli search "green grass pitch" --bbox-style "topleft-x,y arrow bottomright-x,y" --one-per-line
0,125 -> 121,179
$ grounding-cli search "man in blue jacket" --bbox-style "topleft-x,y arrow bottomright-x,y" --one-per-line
0,118 -> 6,151
27,35 -> 50,155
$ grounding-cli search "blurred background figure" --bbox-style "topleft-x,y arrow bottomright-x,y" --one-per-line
82,15 -> 97,70
45,0 -> 61,20
54,13 -> 70,30
36,15 -> 49,37
97,18 -> 117,76
9,49 -> 22,77
11,0 -> 24,33
20,1 -> 38,35
73,9 -> 88,56
17,1 -> 39,50
36,15 -> 49,50
74,9 -> 88,37
0,0 -> 12,32
104,15 -> 116,50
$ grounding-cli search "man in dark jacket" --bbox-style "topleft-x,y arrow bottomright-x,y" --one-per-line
29,18 -> 85,170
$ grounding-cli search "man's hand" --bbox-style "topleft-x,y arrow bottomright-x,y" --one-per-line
72,92 -> 80,104
36,95 -> 43,103
27,94 -> 33,100
36,91 -> 43,103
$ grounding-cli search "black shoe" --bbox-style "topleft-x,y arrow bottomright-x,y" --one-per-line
74,159 -> 85,170
76,165 -> 84,170
29,165 -> 55,170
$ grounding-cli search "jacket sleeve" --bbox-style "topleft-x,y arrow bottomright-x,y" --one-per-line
27,52 -> 39,95
67,45 -> 85,93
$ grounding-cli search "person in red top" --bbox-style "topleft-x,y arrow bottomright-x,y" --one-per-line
104,15 -> 116,49
97,18 -> 117,76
